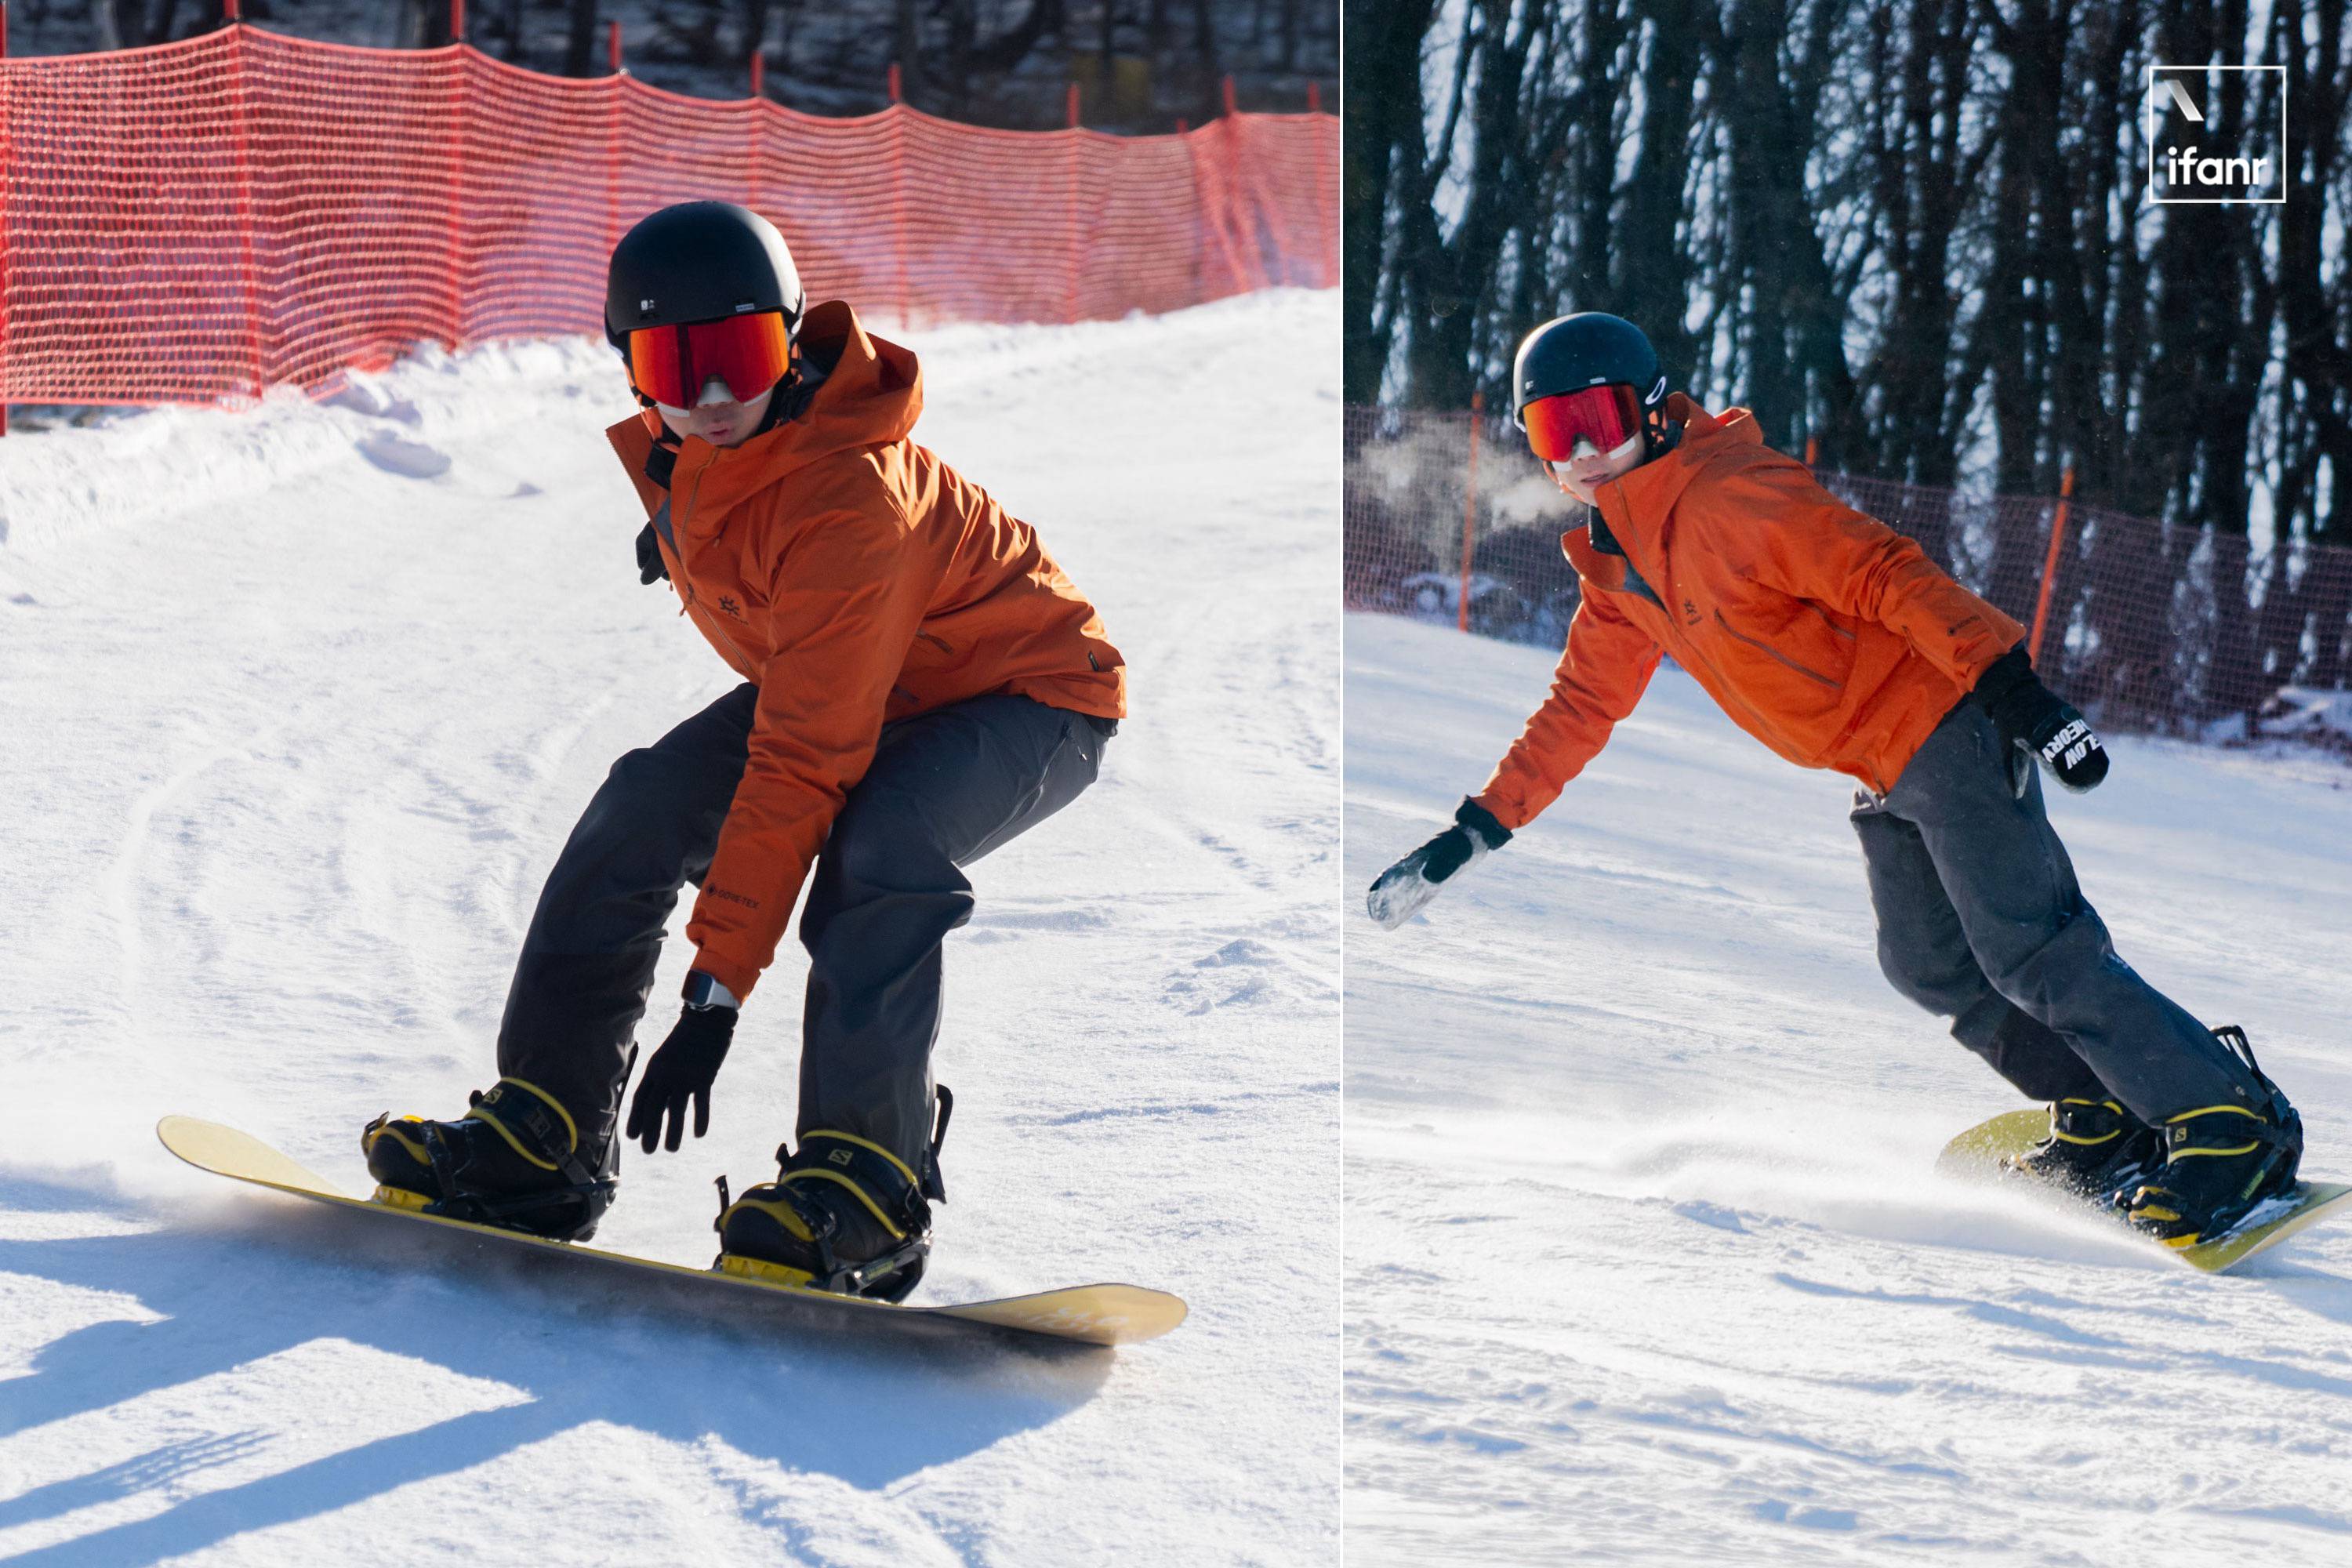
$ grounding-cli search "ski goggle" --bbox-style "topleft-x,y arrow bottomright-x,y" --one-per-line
624,311 -> 794,409
1522,383 -> 1645,463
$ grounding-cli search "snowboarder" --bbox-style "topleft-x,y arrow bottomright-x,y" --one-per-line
363,201 -> 1125,1301
1367,310 -> 2305,1250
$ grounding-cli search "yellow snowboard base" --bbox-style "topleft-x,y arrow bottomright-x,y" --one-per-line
158,1116 -> 1186,1346
1939,1107 -> 2352,1273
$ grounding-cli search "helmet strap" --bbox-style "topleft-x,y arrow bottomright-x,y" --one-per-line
746,366 -> 806,437
1644,408 -> 1683,461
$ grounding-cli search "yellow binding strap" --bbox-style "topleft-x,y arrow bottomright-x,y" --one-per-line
462,1077 -> 577,1173
801,1129 -> 921,1187
721,1195 -> 815,1243
367,1121 -> 433,1168
718,1254 -> 818,1289
784,1168 -> 909,1240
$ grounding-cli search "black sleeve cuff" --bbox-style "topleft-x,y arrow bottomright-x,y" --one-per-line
1455,797 -> 1513,850
1969,645 -> 2035,710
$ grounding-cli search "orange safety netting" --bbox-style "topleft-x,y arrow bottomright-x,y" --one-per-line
0,25 -> 1337,406
1346,405 -> 2352,738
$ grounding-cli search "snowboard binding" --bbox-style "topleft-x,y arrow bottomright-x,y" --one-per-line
713,1087 -> 952,1304
2001,1095 -> 2162,1202
2117,1025 -> 2304,1248
363,1076 -> 618,1243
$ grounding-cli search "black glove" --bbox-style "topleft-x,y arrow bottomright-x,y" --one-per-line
1971,647 -> 2108,797
636,521 -> 670,585
626,1004 -> 736,1153
1367,798 -> 1513,930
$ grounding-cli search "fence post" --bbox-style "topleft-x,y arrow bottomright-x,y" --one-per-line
1309,85 -> 1334,286
888,94 -> 910,324
1308,82 -> 1319,111
608,19 -> 622,73
438,37 -> 467,350
224,0 -> 240,19
1804,434 -> 1817,466
1222,74 -> 1236,116
1460,391 -> 1483,633
750,50 -> 763,100
887,62 -> 902,102
2029,466 -> 2077,664
746,64 -> 763,211
603,67 -> 622,270
227,17 -> 264,397
1064,105 -> 1081,321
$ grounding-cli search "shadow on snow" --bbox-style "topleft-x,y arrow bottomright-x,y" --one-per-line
0,1173 -> 1115,1565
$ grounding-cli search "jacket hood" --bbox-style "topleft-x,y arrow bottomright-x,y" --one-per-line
750,299 -> 923,475
1566,394 -> 1764,587
603,300 -> 923,516
1612,393 -> 1762,522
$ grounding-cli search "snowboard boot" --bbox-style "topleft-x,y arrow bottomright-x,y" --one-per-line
362,1076 -> 618,1243
713,1088 -> 951,1304
2118,1026 -> 2304,1249
2002,1096 -> 2162,1202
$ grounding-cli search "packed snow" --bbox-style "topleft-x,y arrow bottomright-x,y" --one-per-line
1346,612 -> 2352,1566
0,291 -> 1340,1565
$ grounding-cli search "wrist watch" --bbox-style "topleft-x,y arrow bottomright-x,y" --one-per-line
682,971 -> 740,1012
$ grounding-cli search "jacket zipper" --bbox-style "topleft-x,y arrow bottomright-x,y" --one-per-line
1637,552 -> 1788,739
674,459 -> 713,605
1672,626 -> 1784,738
1713,610 -> 1841,688
1637,546 -> 1882,790
1797,600 -> 1857,641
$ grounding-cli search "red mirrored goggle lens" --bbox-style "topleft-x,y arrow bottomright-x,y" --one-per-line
626,313 -> 795,408
1523,384 -> 1643,463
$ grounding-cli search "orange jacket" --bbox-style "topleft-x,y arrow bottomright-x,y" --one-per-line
1473,395 -> 2023,826
605,301 -> 1126,1000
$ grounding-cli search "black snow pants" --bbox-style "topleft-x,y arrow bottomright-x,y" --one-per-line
495,687 -> 1109,1166
1852,699 -> 2259,1122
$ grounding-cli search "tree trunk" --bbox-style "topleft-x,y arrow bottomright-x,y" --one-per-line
1341,0 -> 1438,405
1617,0 -> 1698,393
896,0 -> 924,103
741,0 -> 772,66
564,0 -> 599,77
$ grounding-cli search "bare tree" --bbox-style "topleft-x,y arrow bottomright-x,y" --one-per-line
564,0 -> 601,76
1355,0 -> 2352,711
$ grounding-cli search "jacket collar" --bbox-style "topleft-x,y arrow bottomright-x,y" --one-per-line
601,300 -> 924,528
1569,394 -> 1761,589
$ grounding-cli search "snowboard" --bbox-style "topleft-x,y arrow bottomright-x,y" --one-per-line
1938,1107 -> 2352,1273
158,1116 -> 1186,1346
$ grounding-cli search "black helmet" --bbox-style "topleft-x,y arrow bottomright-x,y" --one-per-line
604,201 -> 806,354
1511,311 -> 1676,457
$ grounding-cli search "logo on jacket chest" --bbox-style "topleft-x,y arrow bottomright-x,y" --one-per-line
715,594 -> 744,619
1679,594 -> 1701,626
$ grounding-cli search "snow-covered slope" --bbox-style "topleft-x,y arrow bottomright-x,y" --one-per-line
0,292 -> 1339,1565
1345,612 -> 2352,1567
